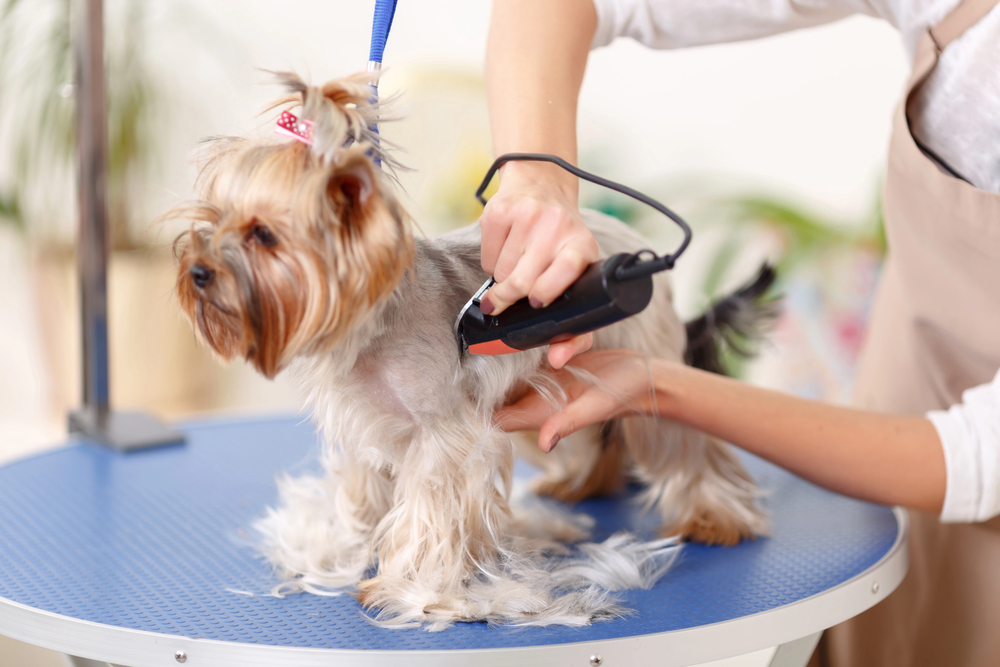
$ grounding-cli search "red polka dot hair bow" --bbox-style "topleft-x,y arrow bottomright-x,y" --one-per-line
275,110 -> 313,146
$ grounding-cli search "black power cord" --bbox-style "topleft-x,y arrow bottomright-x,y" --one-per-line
475,153 -> 692,280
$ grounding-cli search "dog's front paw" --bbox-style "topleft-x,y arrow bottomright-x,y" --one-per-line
356,575 -> 478,629
355,568 -> 626,630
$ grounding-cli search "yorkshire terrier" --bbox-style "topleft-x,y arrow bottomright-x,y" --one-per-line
165,72 -> 771,629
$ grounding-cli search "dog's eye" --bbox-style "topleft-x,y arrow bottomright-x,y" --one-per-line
251,224 -> 278,247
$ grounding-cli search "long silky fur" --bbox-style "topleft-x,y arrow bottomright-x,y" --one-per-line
166,72 -> 769,631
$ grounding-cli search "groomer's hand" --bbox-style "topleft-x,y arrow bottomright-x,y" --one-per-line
479,162 -> 599,368
496,350 -> 660,451
497,348 -> 948,515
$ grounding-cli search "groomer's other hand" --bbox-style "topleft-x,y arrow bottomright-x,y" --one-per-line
496,349 -> 660,451
478,162 -> 599,368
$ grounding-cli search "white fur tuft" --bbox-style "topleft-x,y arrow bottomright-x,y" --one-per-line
550,533 -> 682,591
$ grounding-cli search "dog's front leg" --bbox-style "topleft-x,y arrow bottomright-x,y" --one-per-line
257,448 -> 393,592
357,420 -> 517,628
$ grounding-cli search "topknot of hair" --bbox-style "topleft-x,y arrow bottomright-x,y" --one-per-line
267,71 -> 402,173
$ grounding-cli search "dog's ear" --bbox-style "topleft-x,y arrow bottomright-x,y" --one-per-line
326,150 -> 378,227
317,146 -> 413,319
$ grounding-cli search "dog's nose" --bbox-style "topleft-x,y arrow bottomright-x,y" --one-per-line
190,264 -> 214,289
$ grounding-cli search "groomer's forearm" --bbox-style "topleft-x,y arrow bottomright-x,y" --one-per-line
654,362 -> 947,513
486,0 -> 596,192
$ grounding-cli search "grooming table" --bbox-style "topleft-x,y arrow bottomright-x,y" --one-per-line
0,416 -> 907,667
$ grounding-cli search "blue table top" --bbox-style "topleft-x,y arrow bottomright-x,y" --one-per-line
0,415 -> 900,652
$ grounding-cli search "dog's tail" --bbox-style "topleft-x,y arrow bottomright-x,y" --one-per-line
683,264 -> 780,376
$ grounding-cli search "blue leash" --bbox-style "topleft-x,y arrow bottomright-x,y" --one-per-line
367,0 -> 397,164
369,0 -> 397,67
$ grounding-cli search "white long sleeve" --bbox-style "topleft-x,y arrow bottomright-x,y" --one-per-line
927,370 -> 1000,523
591,0 -> 880,50
589,0 -> 1000,193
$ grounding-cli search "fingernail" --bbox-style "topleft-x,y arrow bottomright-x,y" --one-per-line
529,297 -> 544,309
480,296 -> 494,315
547,435 -> 560,452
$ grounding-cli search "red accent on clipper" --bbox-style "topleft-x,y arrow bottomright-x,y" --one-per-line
469,339 -> 520,355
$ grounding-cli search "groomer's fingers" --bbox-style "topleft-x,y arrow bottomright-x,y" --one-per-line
480,190 -> 564,283
495,389 -> 561,432
479,200 -> 514,276
487,242 -> 554,313
548,333 -> 593,369
485,201 -> 535,282
529,239 -> 598,308
538,389 -> 619,452
483,233 -> 597,316
484,217 -> 577,316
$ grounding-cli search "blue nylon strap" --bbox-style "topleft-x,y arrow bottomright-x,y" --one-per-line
367,0 -> 397,167
369,0 -> 397,65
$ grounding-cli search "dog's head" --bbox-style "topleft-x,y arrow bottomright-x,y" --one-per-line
165,73 -> 412,378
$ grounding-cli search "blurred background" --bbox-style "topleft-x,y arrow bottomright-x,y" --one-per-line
0,1 -> 906,663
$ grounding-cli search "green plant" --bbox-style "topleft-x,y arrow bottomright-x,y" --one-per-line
580,175 -> 886,378
700,193 -> 885,298
701,191 -> 885,378
0,0 -> 157,248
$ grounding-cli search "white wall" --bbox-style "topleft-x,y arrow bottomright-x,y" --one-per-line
147,1 -> 907,219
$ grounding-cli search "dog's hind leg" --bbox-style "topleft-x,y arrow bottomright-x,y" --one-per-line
622,416 -> 768,546
528,422 -> 628,502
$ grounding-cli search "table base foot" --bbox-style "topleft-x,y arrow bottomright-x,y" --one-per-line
64,655 -> 122,667
768,632 -> 822,667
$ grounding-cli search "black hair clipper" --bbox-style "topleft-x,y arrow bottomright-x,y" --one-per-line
456,254 -> 654,355
455,153 -> 693,356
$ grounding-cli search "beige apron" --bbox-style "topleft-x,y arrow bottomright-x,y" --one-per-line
814,0 -> 1000,664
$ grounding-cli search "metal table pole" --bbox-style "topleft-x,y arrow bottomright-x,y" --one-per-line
67,0 -> 182,451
